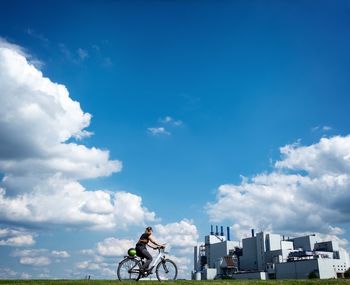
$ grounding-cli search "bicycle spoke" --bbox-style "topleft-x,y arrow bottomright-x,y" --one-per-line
117,258 -> 141,280
156,259 -> 177,281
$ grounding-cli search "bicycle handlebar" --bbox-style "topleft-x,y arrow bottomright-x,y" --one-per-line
152,246 -> 169,254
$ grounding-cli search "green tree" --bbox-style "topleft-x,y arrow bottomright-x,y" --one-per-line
344,267 -> 350,279
308,270 -> 319,279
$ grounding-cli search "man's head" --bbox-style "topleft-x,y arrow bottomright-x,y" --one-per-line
145,226 -> 153,235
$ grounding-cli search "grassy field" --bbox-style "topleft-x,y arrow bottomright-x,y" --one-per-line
1,280 -> 350,285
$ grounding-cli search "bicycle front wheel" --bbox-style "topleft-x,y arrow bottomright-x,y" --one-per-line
156,259 -> 177,281
117,257 -> 141,281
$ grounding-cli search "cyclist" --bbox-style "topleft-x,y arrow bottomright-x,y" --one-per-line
135,226 -> 165,275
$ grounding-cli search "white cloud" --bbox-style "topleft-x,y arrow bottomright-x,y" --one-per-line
147,127 -> 171,136
276,135 -> 350,176
155,219 -> 198,249
20,256 -> 51,266
312,125 -> 332,132
96,237 -> 134,257
0,39 -> 155,230
25,28 -> 49,45
12,248 -> 71,267
12,248 -> 47,257
12,249 -> 51,266
155,220 -> 198,279
51,250 -> 70,258
80,249 -> 95,255
76,260 -> 96,270
0,268 -> 18,278
113,192 -> 156,228
207,135 -> 350,241
147,116 -> 183,136
159,116 -> 183,126
0,178 -> 155,230
0,227 -> 35,246
77,48 -> 88,60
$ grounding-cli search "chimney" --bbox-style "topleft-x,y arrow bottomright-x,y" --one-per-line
251,229 -> 255,237
220,226 -> 224,236
227,227 -> 231,241
215,225 -> 219,236
210,225 -> 214,235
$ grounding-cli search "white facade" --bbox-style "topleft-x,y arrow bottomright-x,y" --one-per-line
193,229 -> 350,280
208,240 -> 239,268
292,235 -> 318,251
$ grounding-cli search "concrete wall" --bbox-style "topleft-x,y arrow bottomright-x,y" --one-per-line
315,240 -> 339,252
233,272 -> 267,280
208,240 -> 239,268
256,232 -> 266,271
202,268 -> 217,280
240,237 -> 257,271
317,259 -> 337,279
276,259 -> 319,279
293,235 -> 317,251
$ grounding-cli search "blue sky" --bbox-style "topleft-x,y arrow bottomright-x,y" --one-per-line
1,0 -> 350,279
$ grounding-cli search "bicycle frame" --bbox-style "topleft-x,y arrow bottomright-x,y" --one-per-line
123,248 -> 166,275
149,247 -> 167,271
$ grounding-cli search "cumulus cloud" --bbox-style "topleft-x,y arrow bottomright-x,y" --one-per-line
147,127 -> 171,136
75,238 -> 133,278
155,219 -> 198,250
147,116 -> 183,137
159,116 -> 183,126
0,227 -> 35,246
12,248 -> 71,267
20,256 -> 51,266
0,268 -> 18,279
51,250 -> 70,258
207,135 -> 350,242
97,237 -> 134,257
0,39 -> 155,230
276,136 -> 350,177
0,172 -> 155,230
155,220 -> 198,279
12,249 -> 51,266
312,125 -> 332,132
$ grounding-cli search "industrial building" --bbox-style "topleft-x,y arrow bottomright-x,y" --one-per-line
192,226 -> 350,280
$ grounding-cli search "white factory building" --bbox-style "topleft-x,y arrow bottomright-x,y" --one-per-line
193,226 -> 350,280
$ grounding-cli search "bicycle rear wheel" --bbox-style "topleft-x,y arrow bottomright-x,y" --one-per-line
156,259 -> 177,281
117,257 -> 141,280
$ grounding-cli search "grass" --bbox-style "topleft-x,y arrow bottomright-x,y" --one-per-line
0,280 -> 350,285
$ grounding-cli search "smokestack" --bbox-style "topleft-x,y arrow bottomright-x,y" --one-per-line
251,229 -> 255,237
227,227 -> 231,241
215,225 -> 219,235
220,226 -> 224,236
210,225 -> 214,235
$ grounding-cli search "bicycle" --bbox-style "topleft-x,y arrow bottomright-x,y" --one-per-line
117,246 -> 178,281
